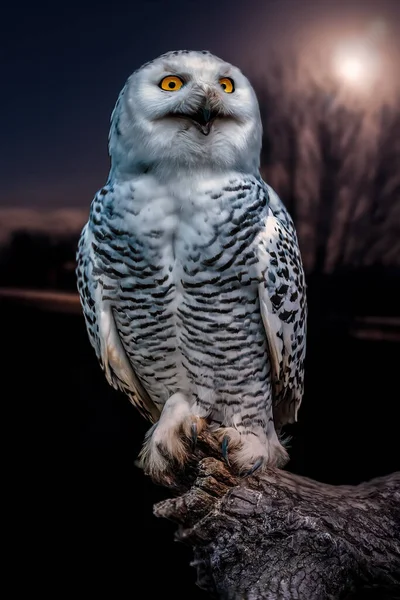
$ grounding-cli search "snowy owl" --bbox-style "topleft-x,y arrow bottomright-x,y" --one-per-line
76,50 -> 307,483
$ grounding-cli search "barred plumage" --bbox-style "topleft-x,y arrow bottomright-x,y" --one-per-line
77,50 -> 307,481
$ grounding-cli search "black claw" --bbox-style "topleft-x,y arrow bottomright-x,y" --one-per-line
191,422 -> 198,450
243,457 -> 264,477
221,435 -> 230,466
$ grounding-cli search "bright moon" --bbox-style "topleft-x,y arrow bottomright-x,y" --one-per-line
338,56 -> 367,83
332,36 -> 382,90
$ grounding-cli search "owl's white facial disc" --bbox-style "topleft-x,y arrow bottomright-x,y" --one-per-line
109,50 -> 262,179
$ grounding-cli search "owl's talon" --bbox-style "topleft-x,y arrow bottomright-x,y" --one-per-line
191,422 -> 198,450
243,456 -> 264,477
221,435 -> 230,466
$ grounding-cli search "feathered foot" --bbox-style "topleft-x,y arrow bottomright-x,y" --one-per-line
138,392 -> 207,485
215,427 -> 289,476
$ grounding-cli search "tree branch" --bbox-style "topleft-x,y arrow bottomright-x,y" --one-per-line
153,432 -> 400,599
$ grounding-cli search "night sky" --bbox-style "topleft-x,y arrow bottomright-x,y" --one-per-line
2,0 -> 399,209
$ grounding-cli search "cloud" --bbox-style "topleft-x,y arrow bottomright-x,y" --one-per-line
0,208 -> 87,245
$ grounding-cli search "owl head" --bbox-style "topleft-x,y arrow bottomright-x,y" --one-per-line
108,50 -> 262,179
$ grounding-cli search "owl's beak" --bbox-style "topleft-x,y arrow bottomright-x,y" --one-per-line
169,98 -> 219,135
191,100 -> 216,135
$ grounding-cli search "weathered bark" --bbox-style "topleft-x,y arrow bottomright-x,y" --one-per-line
153,432 -> 400,599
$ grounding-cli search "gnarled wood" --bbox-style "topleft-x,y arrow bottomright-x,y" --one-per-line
153,432 -> 400,599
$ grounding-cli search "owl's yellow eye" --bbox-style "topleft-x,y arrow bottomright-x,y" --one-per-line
159,75 -> 184,91
219,77 -> 234,93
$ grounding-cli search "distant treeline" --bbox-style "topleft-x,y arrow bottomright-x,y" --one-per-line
0,230 -> 79,291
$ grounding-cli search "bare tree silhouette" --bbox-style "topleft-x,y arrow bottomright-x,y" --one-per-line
253,67 -> 400,276
352,105 -> 400,269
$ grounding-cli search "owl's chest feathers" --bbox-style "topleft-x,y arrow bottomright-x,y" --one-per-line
91,176 -> 269,399
124,182 -> 227,260
97,174 -> 265,304
103,176 -> 256,266
95,175 -> 267,304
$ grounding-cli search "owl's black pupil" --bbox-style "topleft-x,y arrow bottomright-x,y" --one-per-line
221,83 -> 226,89
168,81 -> 176,88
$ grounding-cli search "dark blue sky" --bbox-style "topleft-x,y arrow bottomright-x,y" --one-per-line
1,0 -> 399,208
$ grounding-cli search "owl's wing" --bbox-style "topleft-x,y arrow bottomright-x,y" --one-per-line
77,224 -> 160,424
257,186 -> 307,430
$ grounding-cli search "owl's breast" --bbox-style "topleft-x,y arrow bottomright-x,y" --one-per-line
90,174 -> 269,405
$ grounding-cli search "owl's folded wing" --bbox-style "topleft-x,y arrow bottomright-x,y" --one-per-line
257,202 -> 307,430
76,224 -> 161,424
